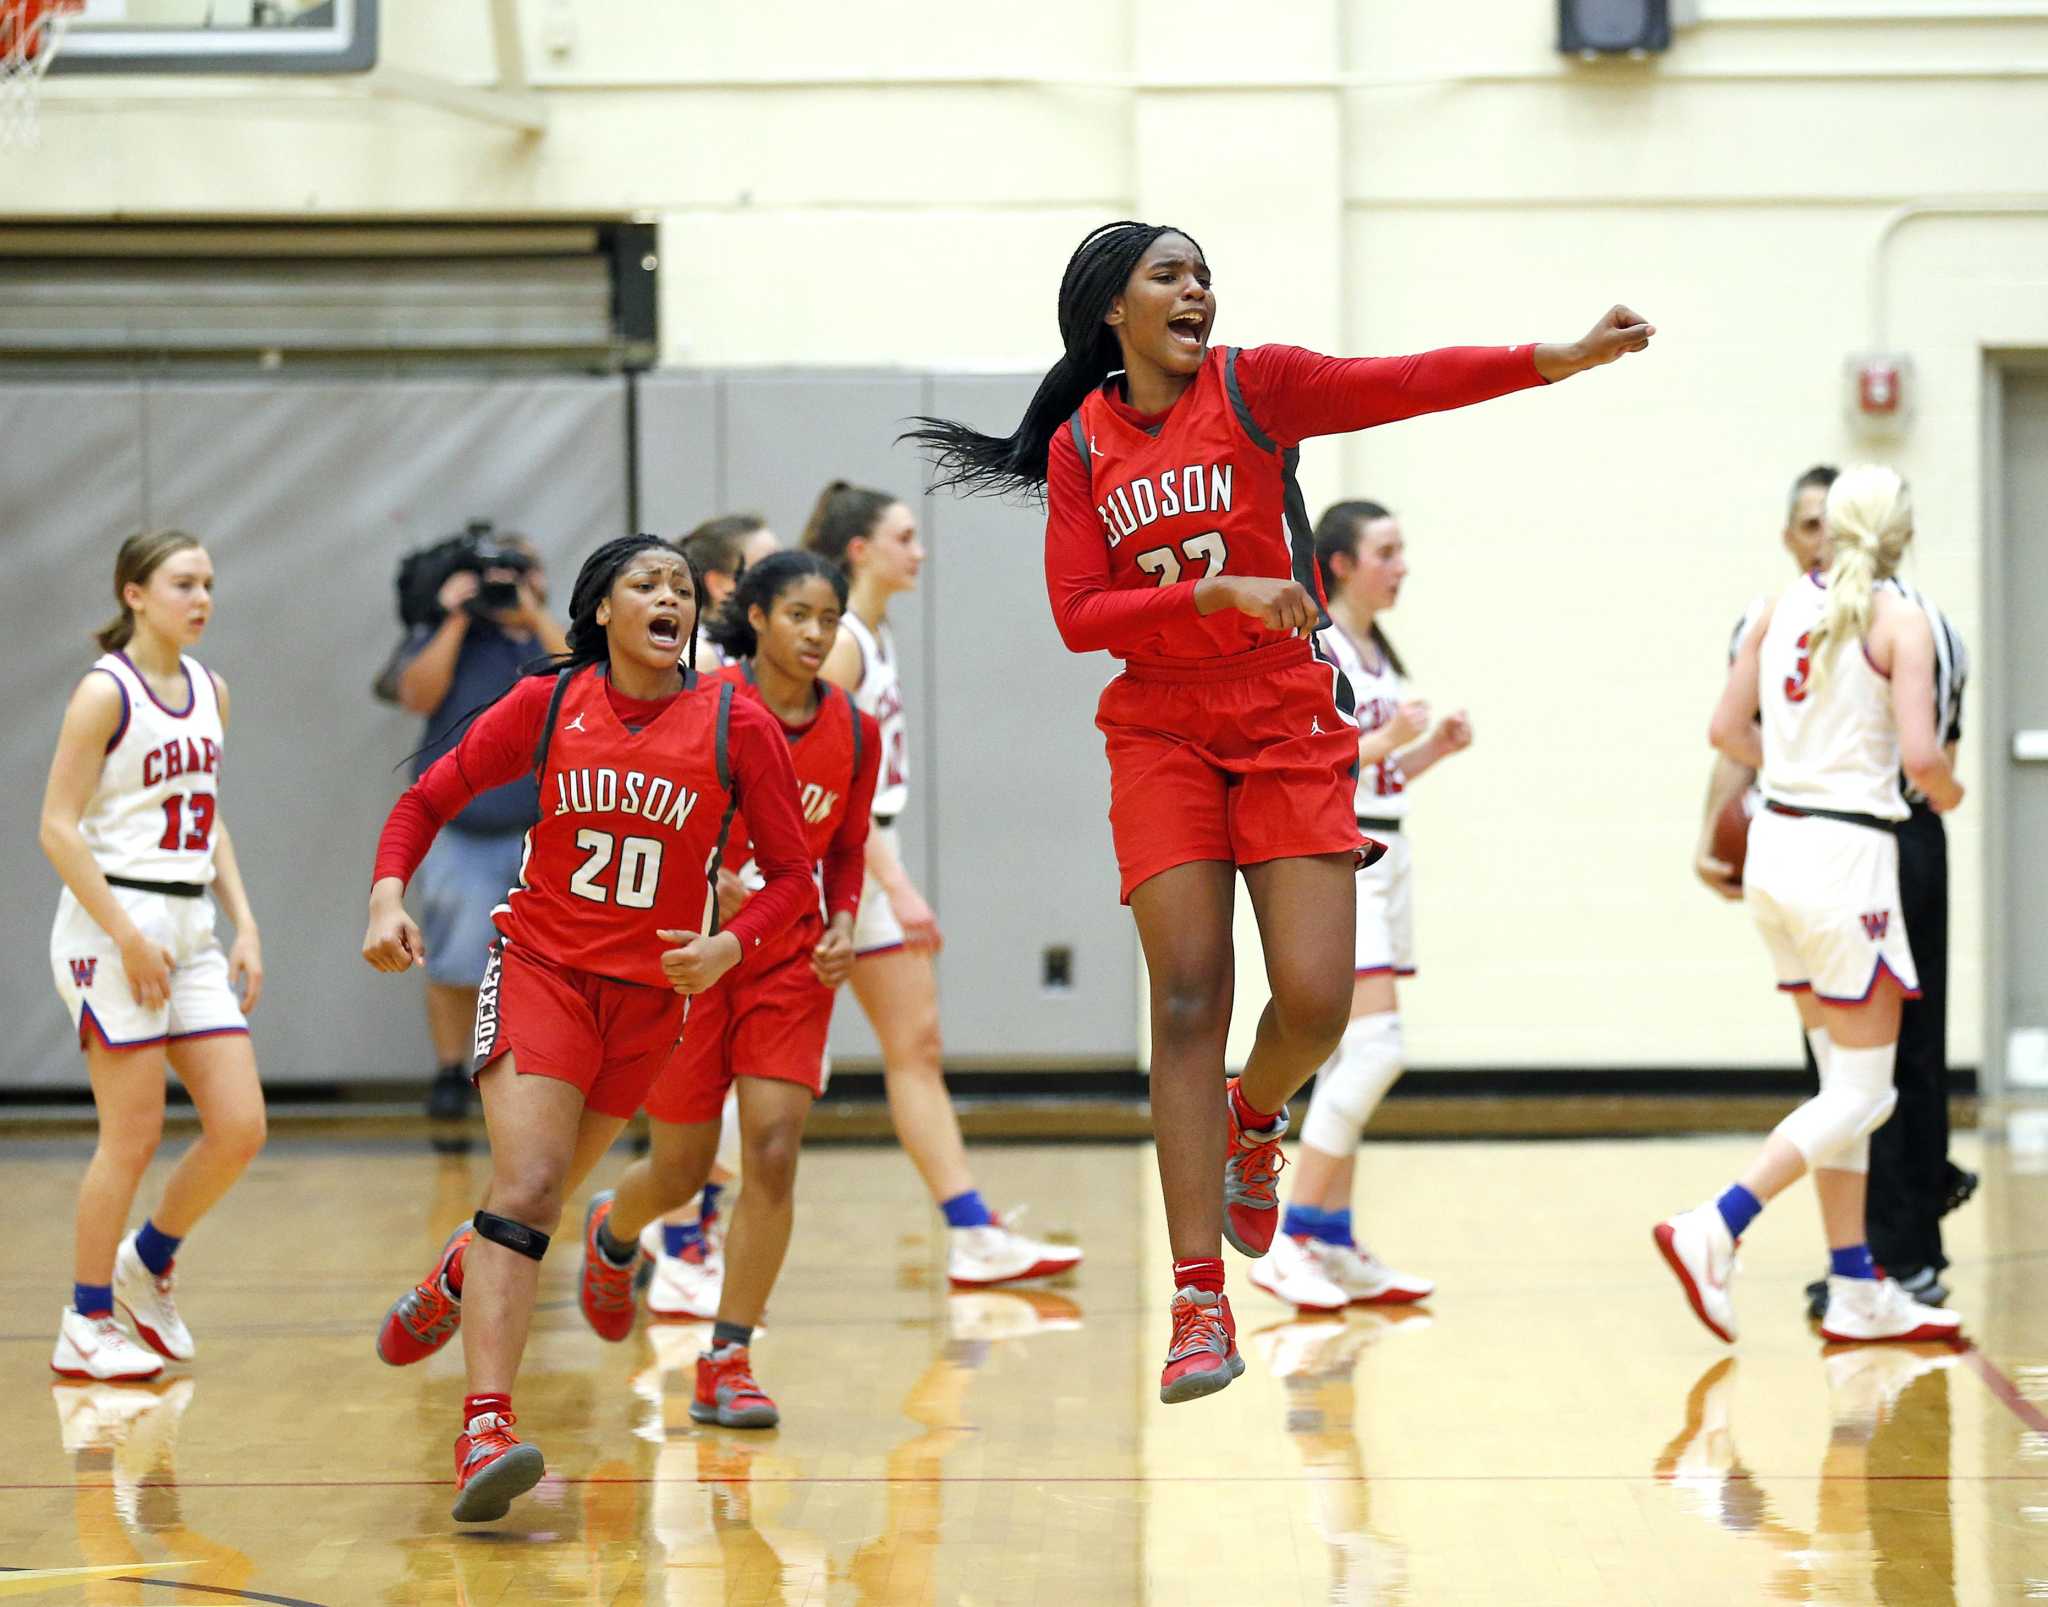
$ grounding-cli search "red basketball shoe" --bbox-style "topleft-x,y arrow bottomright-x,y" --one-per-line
689,1343 -> 780,1428
376,1223 -> 469,1367
1159,1286 -> 1244,1404
450,1410 -> 545,1523
579,1191 -> 642,1343
1223,1080 -> 1288,1258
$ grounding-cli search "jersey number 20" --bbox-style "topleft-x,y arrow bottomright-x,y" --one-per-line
1135,531 -> 1228,586
569,829 -> 663,909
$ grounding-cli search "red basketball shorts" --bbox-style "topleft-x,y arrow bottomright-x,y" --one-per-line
1097,636 -> 1367,903
642,944 -> 834,1126
473,940 -> 684,1120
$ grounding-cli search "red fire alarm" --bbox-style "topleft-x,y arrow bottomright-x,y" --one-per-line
1845,353 -> 1913,436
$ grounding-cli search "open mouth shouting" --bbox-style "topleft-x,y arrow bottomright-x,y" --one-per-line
648,614 -> 682,652
1167,306 -> 1210,352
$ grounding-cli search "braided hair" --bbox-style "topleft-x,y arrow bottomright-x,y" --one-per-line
901,220 -> 1203,500
522,534 -> 700,681
707,549 -> 849,662
402,535 -> 696,771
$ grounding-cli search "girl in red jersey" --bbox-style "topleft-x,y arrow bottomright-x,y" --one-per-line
361,535 -> 816,1524
574,550 -> 881,1429
907,220 -> 1653,1402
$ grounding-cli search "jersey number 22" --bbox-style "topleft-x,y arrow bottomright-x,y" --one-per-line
1135,531 -> 1228,586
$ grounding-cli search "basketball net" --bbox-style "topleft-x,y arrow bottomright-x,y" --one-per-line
0,0 -> 81,148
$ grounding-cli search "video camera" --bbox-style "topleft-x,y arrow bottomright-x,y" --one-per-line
392,519 -> 537,631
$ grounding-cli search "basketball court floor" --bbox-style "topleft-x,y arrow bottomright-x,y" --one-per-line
1,1126 -> 2042,1604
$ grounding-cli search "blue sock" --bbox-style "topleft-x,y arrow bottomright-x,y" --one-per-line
1829,1243 -> 1877,1280
1715,1184 -> 1763,1240
663,1219 -> 705,1258
74,1283 -> 113,1317
700,1181 -> 724,1223
1281,1203 -> 1326,1240
941,1189 -> 993,1230
1323,1208 -> 1356,1248
134,1219 -> 181,1276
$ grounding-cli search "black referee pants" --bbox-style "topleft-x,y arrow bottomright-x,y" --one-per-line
1796,804 -> 1950,1270
1867,804 -> 1951,1272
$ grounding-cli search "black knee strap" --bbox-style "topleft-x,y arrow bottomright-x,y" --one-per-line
473,1210 -> 550,1262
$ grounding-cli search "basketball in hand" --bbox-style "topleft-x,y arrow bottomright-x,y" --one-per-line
1711,791 -> 1756,886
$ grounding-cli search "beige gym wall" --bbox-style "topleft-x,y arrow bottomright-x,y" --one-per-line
18,0 -> 2048,1068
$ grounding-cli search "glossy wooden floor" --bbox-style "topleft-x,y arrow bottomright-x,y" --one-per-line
2,1127 -> 2043,1605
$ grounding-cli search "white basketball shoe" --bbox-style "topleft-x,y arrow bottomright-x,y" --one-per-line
1818,1276 -> 1963,1345
114,1232 -> 194,1362
947,1210 -> 1082,1287
1302,1239 -> 1435,1305
1654,1204 -> 1739,1343
640,1223 -> 724,1321
1246,1233 -> 1349,1311
51,1308 -> 163,1383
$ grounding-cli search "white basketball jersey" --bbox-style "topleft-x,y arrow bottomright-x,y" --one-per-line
842,612 -> 908,818
79,651 -> 226,883
1317,620 -> 1409,820
1758,574 -> 1905,821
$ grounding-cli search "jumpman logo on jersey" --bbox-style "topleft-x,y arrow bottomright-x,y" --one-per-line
565,712 -> 587,734
1310,716 -> 1325,736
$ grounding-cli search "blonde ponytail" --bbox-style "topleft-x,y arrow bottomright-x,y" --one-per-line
1805,465 -> 1912,696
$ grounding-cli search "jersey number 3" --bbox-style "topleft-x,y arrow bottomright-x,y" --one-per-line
1784,630 -> 1813,704
569,829 -> 664,909
1135,531 -> 1228,586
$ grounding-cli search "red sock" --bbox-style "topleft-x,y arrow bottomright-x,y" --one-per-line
445,1240 -> 465,1298
462,1392 -> 511,1433
1228,1078 -> 1278,1132
1172,1257 -> 1225,1296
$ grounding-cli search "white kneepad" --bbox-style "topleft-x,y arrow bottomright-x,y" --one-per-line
1300,1012 -> 1404,1156
1772,1043 -> 1897,1174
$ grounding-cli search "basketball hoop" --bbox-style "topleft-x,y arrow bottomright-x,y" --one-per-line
1,0 -> 82,149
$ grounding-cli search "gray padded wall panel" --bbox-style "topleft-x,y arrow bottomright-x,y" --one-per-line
712,373 -> 933,1069
5,376 -> 630,1089
924,377 -> 1136,1064
1,385 -> 149,1088
632,372 -> 722,536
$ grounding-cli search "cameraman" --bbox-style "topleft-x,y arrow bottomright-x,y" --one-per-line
394,536 -> 567,1118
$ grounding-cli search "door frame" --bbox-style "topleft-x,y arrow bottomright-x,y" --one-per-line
1982,350 -> 2048,1101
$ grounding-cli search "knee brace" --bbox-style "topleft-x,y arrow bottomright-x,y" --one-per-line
1770,1042 -> 1897,1174
1300,1012 -> 1403,1156
473,1209 -> 551,1261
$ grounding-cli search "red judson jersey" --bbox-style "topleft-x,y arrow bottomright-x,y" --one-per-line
373,665 -> 817,988
719,663 -> 882,924
1044,342 -> 1546,661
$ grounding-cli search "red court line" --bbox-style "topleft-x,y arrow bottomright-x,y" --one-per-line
1958,1343 -> 2048,1433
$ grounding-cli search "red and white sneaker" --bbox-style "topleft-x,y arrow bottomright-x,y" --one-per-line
1222,1080 -> 1288,1258
50,1308 -> 163,1383
376,1223 -> 469,1367
451,1410 -> 545,1523
640,1223 -> 723,1320
1302,1239 -> 1435,1305
1818,1276 -> 1963,1345
579,1192 -> 643,1343
1246,1234 -> 1348,1311
1654,1204 -> 1739,1344
1158,1286 -> 1244,1404
947,1208 -> 1083,1287
689,1343 -> 780,1428
114,1233 -> 194,1361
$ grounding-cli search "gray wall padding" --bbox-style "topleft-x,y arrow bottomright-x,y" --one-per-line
4,376 -> 630,1088
6,368 -> 1133,1090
